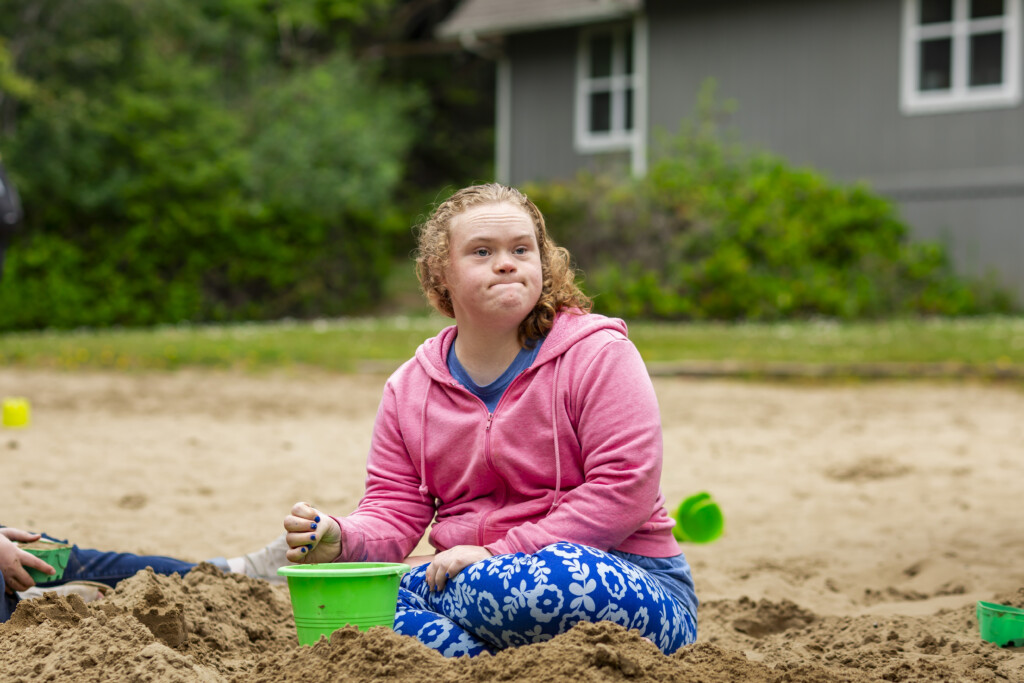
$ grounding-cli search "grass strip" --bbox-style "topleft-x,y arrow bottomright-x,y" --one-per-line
0,316 -> 1022,374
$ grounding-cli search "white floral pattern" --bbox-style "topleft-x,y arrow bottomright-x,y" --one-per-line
523,624 -> 554,643
526,557 -> 551,583
417,619 -> 453,648
527,583 -> 564,623
392,543 -> 696,657
442,631 -> 480,658
477,590 -> 503,626
550,544 -> 582,559
630,605 -> 650,632
596,562 -> 627,600
568,562 -> 597,611
596,602 -> 630,627
558,608 -> 588,633
503,579 -> 529,617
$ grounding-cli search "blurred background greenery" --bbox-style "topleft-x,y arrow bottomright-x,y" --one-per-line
0,0 -> 1016,347
0,0 -> 491,330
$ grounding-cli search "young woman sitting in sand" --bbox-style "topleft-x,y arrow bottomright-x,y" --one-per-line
283,184 -> 698,657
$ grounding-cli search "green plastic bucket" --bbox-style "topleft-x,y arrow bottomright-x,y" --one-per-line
278,562 -> 410,646
18,540 -> 71,583
977,601 -> 1024,648
672,491 -> 724,544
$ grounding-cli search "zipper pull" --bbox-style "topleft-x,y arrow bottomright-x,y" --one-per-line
486,413 -> 493,431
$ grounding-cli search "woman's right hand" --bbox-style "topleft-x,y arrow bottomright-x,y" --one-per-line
283,502 -> 342,564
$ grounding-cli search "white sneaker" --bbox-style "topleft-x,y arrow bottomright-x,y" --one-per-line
18,580 -> 110,603
235,533 -> 291,584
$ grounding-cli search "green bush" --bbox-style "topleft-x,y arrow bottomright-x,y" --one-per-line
527,85 -> 1014,321
0,0 -> 419,331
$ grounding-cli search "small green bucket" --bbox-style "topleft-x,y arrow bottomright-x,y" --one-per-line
18,540 -> 72,584
977,601 -> 1024,648
278,562 -> 410,646
672,491 -> 724,544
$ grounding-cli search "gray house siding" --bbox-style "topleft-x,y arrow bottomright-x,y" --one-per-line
645,0 -> 1024,294
901,196 -> 1024,291
506,29 -> 632,185
500,0 -> 1024,298
506,29 -> 579,183
646,0 -> 908,177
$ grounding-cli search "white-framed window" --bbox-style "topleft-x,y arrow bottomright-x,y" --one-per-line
575,24 -> 637,152
901,0 -> 1022,114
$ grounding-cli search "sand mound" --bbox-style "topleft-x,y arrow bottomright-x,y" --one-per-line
699,589 -> 1024,682
2,569 -> 1021,682
0,564 -> 294,681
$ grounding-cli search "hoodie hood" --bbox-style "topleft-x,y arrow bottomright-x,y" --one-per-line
414,310 -> 629,381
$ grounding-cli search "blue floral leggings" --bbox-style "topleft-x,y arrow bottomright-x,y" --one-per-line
393,542 -> 697,658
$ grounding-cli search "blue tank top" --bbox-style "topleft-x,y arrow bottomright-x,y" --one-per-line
447,337 -> 544,413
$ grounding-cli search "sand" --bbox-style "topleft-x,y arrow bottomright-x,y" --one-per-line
1,367 -> 1022,681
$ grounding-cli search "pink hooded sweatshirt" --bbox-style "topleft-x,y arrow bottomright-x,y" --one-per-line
331,311 -> 680,562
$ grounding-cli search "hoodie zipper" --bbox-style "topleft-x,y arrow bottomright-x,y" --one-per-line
477,410 -> 502,546
474,369 -> 535,547
441,379 -> 504,547
443,362 -> 538,548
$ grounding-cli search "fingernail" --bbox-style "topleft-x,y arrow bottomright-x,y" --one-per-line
314,516 -> 321,523
310,523 -> 317,530
300,547 -> 307,553
310,534 -> 316,540
445,573 -> 450,578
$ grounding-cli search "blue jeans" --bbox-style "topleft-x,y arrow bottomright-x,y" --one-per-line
393,542 -> 698,657
1,533 -> 195,623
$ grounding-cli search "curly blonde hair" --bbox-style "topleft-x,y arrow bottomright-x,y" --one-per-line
415,183 -> 592,346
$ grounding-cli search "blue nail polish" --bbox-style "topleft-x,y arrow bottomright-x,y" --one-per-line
445,573 -> 450,578
310,523 -> 317,530
314,516 -> 321,523
310,534 -> 316,540
300,547 -> 307,553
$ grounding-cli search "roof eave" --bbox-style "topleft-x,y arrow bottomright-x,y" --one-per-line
437,1 -> 640,41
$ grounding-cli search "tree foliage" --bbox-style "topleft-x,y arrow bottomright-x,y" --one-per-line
0,0 -> 485,330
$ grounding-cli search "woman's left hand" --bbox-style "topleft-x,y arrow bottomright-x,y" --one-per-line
426,545 -> 492,592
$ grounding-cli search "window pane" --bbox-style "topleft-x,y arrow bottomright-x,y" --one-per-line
589,91 -> 612,132
971,0 -> 1004,18
589,34 -> 613,78
919,38 -> 952,90
624,88 -> 634,131
624,33 -> 634,75
920,0 -> 953,23
970,32 -> 1004,85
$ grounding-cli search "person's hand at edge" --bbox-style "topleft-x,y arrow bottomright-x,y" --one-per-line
0,528 -> 55,593
284,502 -> 341,564
425,545 -> 492,593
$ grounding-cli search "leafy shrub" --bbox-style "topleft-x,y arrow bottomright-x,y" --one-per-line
527,85 -> 1014,321
0,0 -> 419,331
